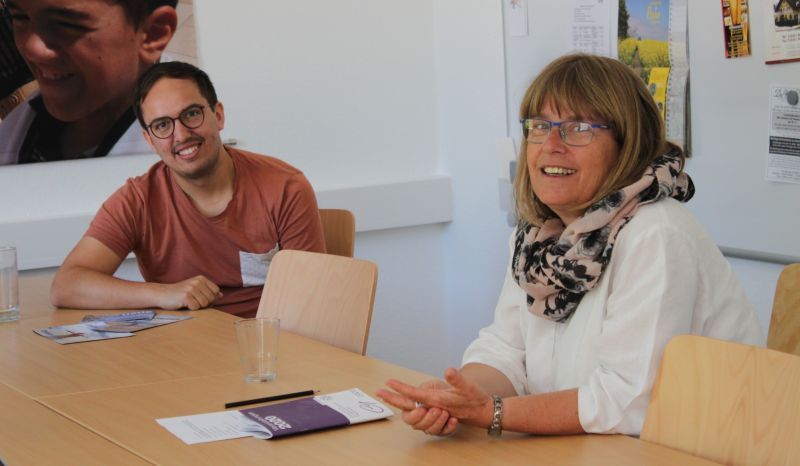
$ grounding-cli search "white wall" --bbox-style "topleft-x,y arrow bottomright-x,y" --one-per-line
433,1 -> 511,366
356,226 -> 449,374
194,1 -> 439,188
727,258 -> 782,333
685,1 -> 800,263
682,0 -> 790,333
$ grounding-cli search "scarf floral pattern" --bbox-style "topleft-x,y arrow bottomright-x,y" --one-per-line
511,148 -> 695,323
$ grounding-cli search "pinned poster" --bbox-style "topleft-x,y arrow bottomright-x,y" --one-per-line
721,0 -> 751,58
571,0 -> 613,56
766,0 -> 800,64
766,84 -> 800,184
618,0 -> 689,151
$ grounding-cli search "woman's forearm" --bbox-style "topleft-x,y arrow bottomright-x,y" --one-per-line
460,364 -> 583,434
502,388 -> 584,435
460,363 -> 518,397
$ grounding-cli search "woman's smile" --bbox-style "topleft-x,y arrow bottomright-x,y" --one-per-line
541,166 -> 576,176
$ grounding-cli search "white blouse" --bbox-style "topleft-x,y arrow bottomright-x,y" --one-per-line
462,198 -> 764,435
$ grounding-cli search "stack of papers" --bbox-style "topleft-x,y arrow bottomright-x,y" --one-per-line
34,311 -> 191,344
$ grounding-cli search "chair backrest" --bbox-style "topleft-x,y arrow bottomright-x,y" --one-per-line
256,250 -> 377,355
768,263 -> 800,356
318,209 -> 356,257
641,335 -> 800,466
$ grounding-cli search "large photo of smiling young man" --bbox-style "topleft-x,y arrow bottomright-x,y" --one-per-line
0,0 -> 196,165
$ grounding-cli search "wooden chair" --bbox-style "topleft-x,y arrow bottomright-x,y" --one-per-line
641,335 -> 800,466
768,263 -> 800,356
319,209 -> 355,257
256,250 -> 377,355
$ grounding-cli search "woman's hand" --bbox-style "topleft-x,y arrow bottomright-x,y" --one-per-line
377,367 -> 495,435
377,379 -> 459,436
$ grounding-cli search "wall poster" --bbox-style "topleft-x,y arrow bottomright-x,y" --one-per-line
571,0 -> 614,56
617,0 -> 689,152
766,0 -> 800,64
721,0 -> 752,58
0,0 -> 198,166
766,84 -> 800,183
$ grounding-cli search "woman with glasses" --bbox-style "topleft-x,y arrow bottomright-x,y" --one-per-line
378,54 -> 763,437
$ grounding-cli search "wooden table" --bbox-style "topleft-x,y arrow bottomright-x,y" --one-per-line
1,275 -> 721,465
0,382 -> 149,466
0,308 -> 243,397
5,273 -> 354,397
39,358 -> 721,466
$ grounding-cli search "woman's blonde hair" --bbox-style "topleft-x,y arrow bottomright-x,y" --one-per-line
513,53 -> 683,225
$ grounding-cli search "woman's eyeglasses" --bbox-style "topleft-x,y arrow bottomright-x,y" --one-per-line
521,118 -> 611,147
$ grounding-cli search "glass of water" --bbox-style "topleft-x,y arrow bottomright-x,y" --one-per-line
0,247 -> 19,322
235,317 -> 280,382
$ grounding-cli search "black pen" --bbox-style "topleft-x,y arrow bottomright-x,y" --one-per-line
225,390 -> 317,409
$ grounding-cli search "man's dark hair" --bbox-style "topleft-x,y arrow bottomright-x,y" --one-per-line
113,0 -> 178,27
133,61 -> 219,128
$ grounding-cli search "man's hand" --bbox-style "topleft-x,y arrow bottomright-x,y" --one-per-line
156,275 -> 223,310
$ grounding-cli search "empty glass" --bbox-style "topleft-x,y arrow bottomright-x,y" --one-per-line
235,317 -> 280,382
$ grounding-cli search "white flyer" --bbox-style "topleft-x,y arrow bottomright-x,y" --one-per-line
766,84 -> 800,184
156,411 -> 253,445
571,0 -> 613,56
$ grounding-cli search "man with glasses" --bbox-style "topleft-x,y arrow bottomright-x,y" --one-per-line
50,61 -> 326,317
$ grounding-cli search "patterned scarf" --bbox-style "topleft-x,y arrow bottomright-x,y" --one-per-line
511,148 -> 694,323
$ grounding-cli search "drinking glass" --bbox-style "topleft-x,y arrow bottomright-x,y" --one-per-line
235,317 -> 280,382
0,247 -> 19,323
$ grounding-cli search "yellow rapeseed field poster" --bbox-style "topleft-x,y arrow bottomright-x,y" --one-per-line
618,0 -> 689,152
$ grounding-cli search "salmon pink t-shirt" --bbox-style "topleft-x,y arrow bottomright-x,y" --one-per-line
86,147 -> 326,317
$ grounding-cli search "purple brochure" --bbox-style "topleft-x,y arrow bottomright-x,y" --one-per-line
240,388 -> 392,439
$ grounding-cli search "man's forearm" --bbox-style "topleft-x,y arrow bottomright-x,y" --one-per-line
50,266 -> 165,310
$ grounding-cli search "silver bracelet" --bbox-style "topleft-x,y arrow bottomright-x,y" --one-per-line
487,395 -> 503,437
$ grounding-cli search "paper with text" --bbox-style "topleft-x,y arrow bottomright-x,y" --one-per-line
156,411 -> 252,445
